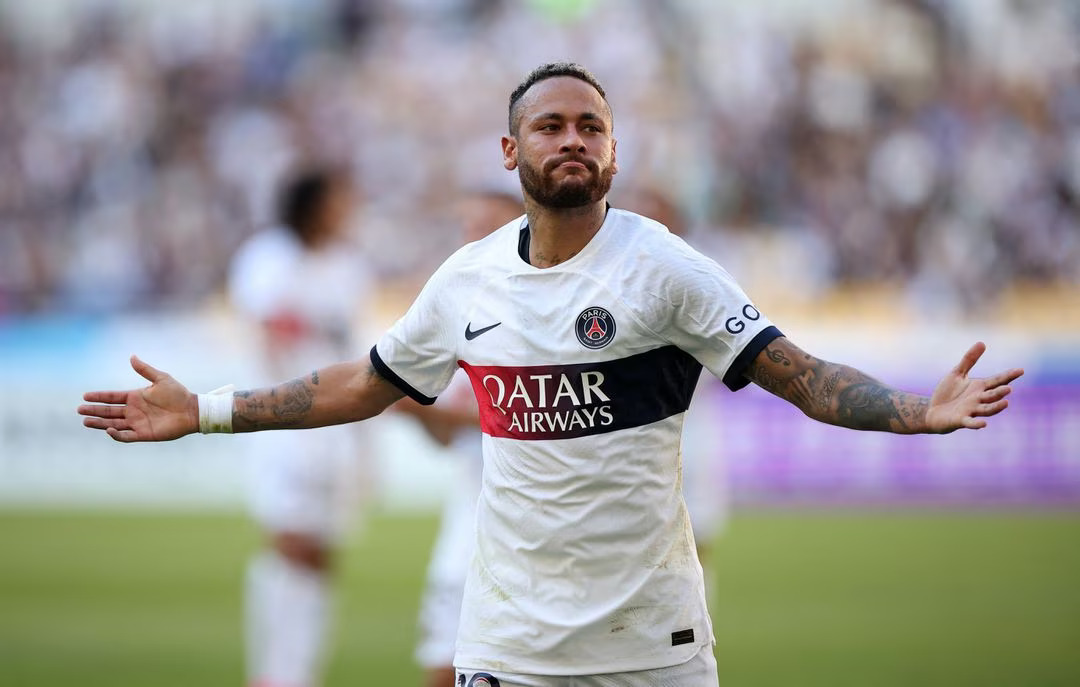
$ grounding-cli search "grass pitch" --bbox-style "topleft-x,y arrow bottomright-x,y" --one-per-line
0,509 -> 1077,686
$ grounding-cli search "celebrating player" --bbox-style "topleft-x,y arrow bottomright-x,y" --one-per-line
80,63 -> 1023,687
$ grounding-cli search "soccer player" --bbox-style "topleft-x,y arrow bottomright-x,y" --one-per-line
226,166 -> 377,687
80,63 -> 1023,687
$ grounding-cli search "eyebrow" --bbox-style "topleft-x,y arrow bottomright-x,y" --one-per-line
531,112 -> 605,124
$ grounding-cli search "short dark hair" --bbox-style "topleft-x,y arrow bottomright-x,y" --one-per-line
278,167 -> 344,244
508,62 -> 609,135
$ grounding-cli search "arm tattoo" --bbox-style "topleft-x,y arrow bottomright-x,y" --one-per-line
749,364 -> 784,396
818,370 -> 841,410
766,347 -> 792,367
233,377 -> 316,431
278,378 -> 315,421
747,339 -> 928,433
835,374 -> 908,431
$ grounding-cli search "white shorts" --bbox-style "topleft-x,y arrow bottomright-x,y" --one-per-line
245,423 -> 373,542
456,642 -> 718,687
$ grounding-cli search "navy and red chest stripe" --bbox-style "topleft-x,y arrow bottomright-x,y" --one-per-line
459,345 -> 702,440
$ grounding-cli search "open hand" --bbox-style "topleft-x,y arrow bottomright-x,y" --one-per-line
926,342 -> 1025,433
78,355 -> 198,442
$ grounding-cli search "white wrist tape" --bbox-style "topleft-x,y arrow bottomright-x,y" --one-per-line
198,384 -> 235,434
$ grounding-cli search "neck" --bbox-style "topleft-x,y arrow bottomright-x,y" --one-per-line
523,199 -> 607,268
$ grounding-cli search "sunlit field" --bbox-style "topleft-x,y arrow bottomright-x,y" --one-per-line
1,509 -> 1077,687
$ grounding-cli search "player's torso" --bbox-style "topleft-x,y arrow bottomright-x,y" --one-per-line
449,211 -> 711,674
454,212 -> 701,442
231,230 -> 375,369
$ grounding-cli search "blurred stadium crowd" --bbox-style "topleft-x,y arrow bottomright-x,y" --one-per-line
0,0 -> 1077,318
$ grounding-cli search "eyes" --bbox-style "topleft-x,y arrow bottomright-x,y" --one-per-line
537,121 -> 605,134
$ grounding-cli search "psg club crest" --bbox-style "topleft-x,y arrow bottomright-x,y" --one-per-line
467,673 -> 501,687
576,306 -> 616,349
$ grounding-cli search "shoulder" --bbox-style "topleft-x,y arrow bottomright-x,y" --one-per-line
231,227 -> 299,268
610,208 -> 669,234
604,209 -> 751,314
608,209 -> 722,273
436,214 -> 526,276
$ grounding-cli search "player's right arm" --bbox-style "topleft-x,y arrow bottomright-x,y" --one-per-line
78,354 -> 405,443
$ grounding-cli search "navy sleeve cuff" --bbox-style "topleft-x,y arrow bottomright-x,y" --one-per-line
722,326 -> 783,392
369,346 -> 438,405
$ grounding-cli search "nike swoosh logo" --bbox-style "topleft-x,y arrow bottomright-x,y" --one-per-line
465,321 -> 502,340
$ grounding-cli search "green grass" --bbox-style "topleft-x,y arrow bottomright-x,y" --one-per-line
0,509 -> 1078,686
708,511 -> 1080,687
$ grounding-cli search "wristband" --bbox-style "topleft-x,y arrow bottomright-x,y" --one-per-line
198,384 -> 235,434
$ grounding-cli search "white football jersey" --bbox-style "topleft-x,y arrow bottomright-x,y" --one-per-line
229,227 -> 374,378
229,227 -> 378,539
374,209 -> 780,675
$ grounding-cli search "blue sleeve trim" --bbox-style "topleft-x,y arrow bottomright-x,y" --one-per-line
369,346 -> 438,406
722,326 -> 784,392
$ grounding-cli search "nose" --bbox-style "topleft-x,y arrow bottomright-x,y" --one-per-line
559,125 -> 586,153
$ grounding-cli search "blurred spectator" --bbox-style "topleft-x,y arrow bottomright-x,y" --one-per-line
0,0 -> 1077,319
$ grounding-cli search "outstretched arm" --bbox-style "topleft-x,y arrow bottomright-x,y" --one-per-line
743,338 -> 1024,434
79,354 -> 405,443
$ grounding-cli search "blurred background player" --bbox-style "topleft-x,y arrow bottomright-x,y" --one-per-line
226,165 -> 378,687
403,189 -> 526,687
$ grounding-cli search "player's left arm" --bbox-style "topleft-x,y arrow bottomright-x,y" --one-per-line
743,337 -> 1024,434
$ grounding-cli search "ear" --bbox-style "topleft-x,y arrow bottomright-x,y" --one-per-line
501,135 -> 518,171
611,138 -> 619,176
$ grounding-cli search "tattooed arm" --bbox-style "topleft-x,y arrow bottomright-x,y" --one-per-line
79,355 -> 405,442
232,360 -> 405,432
744,337 -> 1024,434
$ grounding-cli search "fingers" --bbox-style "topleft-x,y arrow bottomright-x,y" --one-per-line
83,416 -> 130,431
980,385 -> 1012,403
106,427 -> 140,443
953,341 -> 986,377
962,416 -> 988,430
84,418 -> 140,442
983,367 -> 1025,389
82,391 -> 131,404
971,398 -> 1009,419
130,355 -> 165,384
953,373 -> 1020,430
78,403 -> 128,419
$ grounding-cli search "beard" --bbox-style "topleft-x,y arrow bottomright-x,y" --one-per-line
517,155 -> 615,209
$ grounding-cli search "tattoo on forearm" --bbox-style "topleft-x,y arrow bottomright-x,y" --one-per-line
233,377 -> 315,431
311,370 -> 319,385
835,377 -> 907,431
818,370 -> 841,411
900,396 -> 930,426
748,340 -> 928,433
278,378 -> 315,419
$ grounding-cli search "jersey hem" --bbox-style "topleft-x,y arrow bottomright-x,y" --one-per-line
454,638 -> 711,677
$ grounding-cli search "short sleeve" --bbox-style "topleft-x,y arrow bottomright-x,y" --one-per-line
657,242 -> 781,391
373,259 -> 464,404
